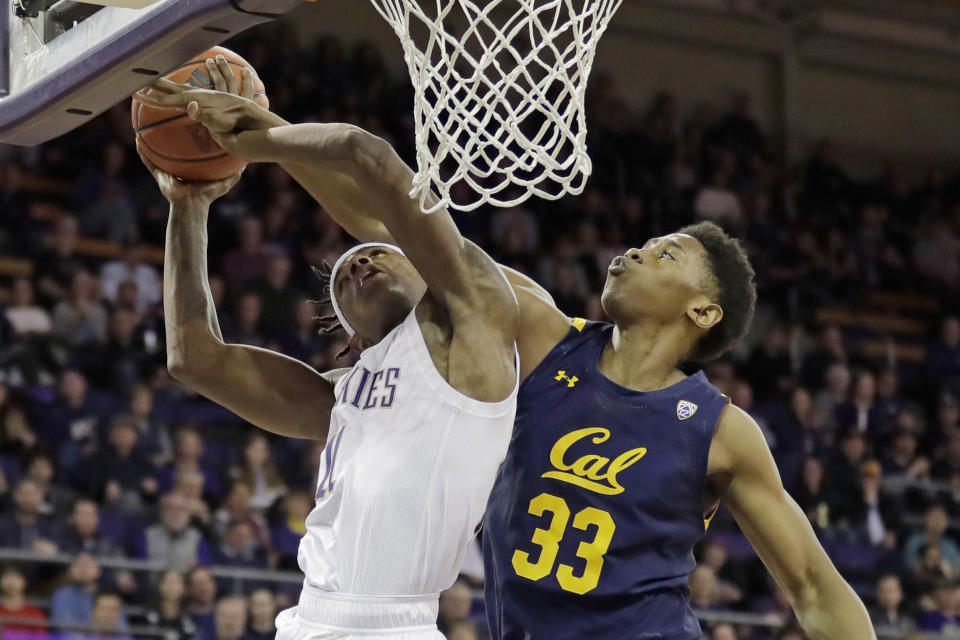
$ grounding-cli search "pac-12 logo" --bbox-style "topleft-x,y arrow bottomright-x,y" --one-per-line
676,400 -> 699,421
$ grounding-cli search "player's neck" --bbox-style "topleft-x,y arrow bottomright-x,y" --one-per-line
599,322 -> 689,392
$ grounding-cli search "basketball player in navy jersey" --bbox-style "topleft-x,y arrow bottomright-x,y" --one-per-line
150,68 -> 874,640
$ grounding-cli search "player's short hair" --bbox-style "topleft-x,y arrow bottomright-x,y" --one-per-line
679,221 -> 756,363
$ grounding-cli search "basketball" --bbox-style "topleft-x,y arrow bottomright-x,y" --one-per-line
131,46 -> 269,182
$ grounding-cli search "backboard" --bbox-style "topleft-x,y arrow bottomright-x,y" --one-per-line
0,0 -> 302,146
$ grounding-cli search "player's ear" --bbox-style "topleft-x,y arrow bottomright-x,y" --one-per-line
687,300 -> 723,330
350,334 -> 374,352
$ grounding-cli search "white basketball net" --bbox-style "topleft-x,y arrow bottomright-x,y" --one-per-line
370,0 -> 622,213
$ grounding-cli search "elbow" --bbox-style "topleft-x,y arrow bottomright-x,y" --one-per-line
341,127 -> 390,176
166,356 -> 193,383
165,333 -> 220,385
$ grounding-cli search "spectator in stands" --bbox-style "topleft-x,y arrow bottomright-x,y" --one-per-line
438,581 -> 472,635
250,251 -> 302,339
834,369 -> 880,437
57,499 -> 119,556
0,565 -> 47,638
490,205 -> 539,256
24,452 -> 73,518
231,434 -> 286,512
913,543 -> 955,589
246,589 -> 276,640
34,215 -> 85,305
869,574 -> 915,634
100,242 -> 161,313
185,567 -> 217,640
837,459 -> 898,546
83,307 -> 152,391
694,167 -> 743,229
874,369 -> 910,436
50,554 -> 100,626
80,177 -> 138,245
226,292 -> 266,348
710,623 -> 737,640
156,427 -> 223,500
777,626 -> 805,640
212,596 -> 248,640
882,428 -> 929,479
905,504 -> 960,569
113,280 -> 140,313
446,620 -> 480,640
5,278 -> 52,337
689,565 -> 725,611
699,540 -> 743,606
747,325 -> 793,403
127,384 -> 172,468
917,580 -> 960,633
270,490 -> 311,569
771,387 -> 824,489
274,299 -> 328,362
793,456 -> 831,531
139,492 -> 210,572
133,569 -> 195,640
812,362 -> 850,431
213,482 -> 268,548
914,220 -> 960,289
926,316 -> 960,385
51,270 -> 108,347
221,217 -> 267,286
85,591 -> 131,640
825,426 -> 868,514
78,416 -> 156,512
0,383 -> 37,459
933,429 -> 960,485
800,326 -> 849,392
173,469 -> 212,527
926,393 -> 960,459
37,369 -> 99,475
0,479 -> 59,554
211,521 -> 267,571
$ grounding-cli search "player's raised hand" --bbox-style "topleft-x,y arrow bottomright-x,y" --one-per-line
138,56 -> 280,156
136,138 -> 241,206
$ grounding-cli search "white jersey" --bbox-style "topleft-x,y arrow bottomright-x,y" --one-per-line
297,309 -> 518,597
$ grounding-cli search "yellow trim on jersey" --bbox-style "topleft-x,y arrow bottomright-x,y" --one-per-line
704,505 -> 719,531
572,318 -> 587,332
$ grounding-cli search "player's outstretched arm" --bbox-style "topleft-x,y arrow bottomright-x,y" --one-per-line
141,72 -> 569,377
140,146 -> 336,441
707,406 -> 875,640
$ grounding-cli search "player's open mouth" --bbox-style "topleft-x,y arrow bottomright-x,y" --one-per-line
609,256 -> 626,276
358,269 -> 383,288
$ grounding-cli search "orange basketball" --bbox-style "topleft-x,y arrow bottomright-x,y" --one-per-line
132,46 -> 269,182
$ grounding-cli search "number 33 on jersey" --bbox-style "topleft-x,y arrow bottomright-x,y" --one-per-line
482,320 -> 730,640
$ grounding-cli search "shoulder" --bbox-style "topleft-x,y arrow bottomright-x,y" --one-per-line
708,404 -> 771,477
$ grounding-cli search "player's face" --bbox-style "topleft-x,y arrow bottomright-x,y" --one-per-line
600,233 -> 715,326
334,247 -> 427,344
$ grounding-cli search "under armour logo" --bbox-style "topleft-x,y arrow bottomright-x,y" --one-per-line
676,400 -> 699,421
555,370 -> 579,388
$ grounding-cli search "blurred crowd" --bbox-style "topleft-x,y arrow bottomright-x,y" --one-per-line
0,19 -> 959,640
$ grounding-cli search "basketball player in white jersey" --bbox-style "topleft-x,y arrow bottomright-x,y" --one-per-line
137,57 -> 519,640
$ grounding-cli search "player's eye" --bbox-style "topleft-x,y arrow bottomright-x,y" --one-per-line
659,250 -> 675,261
371,249 -> 385,257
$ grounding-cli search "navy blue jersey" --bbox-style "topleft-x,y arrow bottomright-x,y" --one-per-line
482,319 -> 730,640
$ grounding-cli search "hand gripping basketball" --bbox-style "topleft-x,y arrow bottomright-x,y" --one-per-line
139,59 -> 268,159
